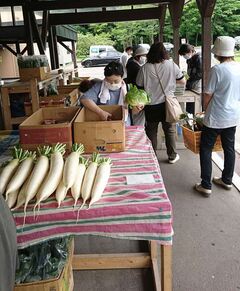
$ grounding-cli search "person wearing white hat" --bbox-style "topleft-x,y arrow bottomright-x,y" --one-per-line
195,36 -> 240,197
126,45 -> 149,126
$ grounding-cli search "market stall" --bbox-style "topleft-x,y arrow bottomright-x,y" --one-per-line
0,126 -> 173,291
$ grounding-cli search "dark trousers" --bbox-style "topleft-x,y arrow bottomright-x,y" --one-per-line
200,125 -> 236,189
145,121 -> 177,159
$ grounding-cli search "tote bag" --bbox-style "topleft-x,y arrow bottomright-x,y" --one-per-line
154,64 -> 183,123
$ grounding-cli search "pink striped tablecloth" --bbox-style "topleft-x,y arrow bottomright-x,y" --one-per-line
13,126 -> 173,248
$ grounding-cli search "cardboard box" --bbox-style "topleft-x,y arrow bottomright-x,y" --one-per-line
20,107 -> 80,150
74,105 -> 125,153
182,125 -> 222,154
19,67 -> 50,81
14,239 -> 74,291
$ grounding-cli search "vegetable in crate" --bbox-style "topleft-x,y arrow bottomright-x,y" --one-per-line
17,55 -> 49,69
125,84 -> 151,108
179,112 -> 204,131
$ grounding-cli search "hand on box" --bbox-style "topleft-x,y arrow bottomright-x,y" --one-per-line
132,105 -> 144,115
99,109 -> 112,121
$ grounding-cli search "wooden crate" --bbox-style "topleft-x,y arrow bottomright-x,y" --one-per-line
14,239 -> 74,291
182,125 -> 222,154
19,67 -> 50,81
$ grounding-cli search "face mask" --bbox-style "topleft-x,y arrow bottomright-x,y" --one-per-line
183,54 -> 192,60
139,56 -> 147,65
105,81 -> 122,91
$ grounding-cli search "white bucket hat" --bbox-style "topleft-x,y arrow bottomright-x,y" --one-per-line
133,46 -> 148,57
211,36 -> 235,57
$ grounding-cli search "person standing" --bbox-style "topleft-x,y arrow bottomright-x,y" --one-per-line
136,42 -> 186,163
178,44 -> 202,114
195,36 -> 240,197
120,46 -> 133,81
126,45 -> 148,126
0,194 -> 17,291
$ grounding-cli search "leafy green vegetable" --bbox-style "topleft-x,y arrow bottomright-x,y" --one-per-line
125,84 -> 151,108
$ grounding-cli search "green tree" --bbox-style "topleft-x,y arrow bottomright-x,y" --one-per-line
179,0 -> 240,45
76,33 -> 114,59
212,0 -> 240,38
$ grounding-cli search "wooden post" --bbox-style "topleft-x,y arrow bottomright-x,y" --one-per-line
30,79 -> 40,112
48,26 -> 57,70
1,87 -> 12,130
196,0 -> 216,107
161,245 -> 172,291
71,40 -> 78,69
22,3 -> 34,55
159,5 -> 167,43
41,10 -> 49,50
168,0 -> 185,65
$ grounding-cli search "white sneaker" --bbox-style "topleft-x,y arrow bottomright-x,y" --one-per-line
168,154 -> 180,164
212,177 -> 232,190
195,183 -> 212,197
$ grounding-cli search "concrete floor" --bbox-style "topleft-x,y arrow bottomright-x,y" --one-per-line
73,149 -> 240,291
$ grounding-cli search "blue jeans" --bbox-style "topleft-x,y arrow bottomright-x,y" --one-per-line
200,125 -> 236,189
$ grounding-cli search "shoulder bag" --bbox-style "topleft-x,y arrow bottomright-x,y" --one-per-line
154,64 -> 183,123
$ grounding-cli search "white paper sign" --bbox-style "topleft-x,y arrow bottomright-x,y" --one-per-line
126,174 -> 156,185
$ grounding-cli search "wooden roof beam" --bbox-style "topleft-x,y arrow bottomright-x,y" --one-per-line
49,7 -> 164,25
30,0 -> 172,11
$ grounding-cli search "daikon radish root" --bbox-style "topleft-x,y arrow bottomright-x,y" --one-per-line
12,176 -> 31,211
71,157 -> 88,207
6,189 -> 19,209
23,146 -> 51,213
55,180 -> 68,208
0,147 -> 29,195
63,143 -> 84,190
5,151 -> 36,200
88,158 -> 112,208
80,152 -> 100,209
34,143 -> 65,212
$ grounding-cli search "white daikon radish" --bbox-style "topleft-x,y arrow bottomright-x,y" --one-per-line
5,151 -> 36,200
23,146 -> 51,212
80,153 -> 100,209
55,180 -> 68,208
71,157 -> 88,207
88,158 -> 112,208
34,143 -> 65,212
12,175 -> 31,211
0,147 -> 29,195
6,189 -> 19,209
63,143 -> 84,190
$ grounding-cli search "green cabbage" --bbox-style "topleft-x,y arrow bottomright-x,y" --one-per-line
125,84 -> 151,108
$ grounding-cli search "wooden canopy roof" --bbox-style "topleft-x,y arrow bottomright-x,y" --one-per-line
0,0 -> 217,93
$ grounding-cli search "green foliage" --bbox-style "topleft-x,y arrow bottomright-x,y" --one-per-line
180,1 -> 201,45
76,33 -> 114,58
212,0 -> 240,38
180,0 -> 240,45
75,0 -> 240,57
